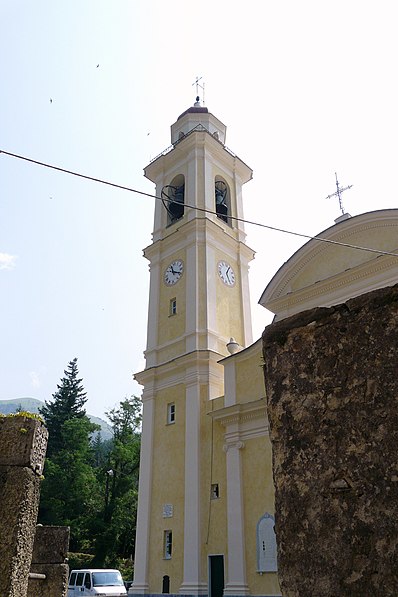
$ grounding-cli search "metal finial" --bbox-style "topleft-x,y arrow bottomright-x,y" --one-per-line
326,172 -> 353,215
192,76 -> 205,105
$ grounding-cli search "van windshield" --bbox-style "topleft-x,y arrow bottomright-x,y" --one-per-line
92,571 -> 124,586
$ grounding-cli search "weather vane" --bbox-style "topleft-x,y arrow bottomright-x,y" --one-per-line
192,76 -> 205,105
325,172 -> 353,215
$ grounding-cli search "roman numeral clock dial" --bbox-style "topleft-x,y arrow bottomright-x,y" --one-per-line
218,261 -> 235,286
164,260 -> 184,286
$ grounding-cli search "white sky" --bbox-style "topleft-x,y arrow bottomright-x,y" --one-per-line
1,1 -> 398,419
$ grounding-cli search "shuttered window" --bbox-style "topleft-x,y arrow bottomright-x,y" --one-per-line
257,513 -> 278,572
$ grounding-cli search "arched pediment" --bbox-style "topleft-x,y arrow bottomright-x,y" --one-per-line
260,209 -> 398,321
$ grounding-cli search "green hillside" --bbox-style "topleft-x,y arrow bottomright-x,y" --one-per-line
0,398 -> 113,441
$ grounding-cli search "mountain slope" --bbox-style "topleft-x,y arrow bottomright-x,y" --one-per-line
0,398 -> 113,441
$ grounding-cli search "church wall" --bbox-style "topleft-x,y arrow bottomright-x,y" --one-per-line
148,384 -> 186,594
242,435 -> 278,596
288,223 -> 398,293
158,252 -> 186,346
215,252 -> 244,344
235,345 -> 265,405
200,390 -> 228,579
133,105 -> 255,597
197,244 -> 207,331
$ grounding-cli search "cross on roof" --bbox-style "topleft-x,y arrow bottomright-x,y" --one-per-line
326,172 -> 353,215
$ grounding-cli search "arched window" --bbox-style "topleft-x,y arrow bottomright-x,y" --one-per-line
257,513 -> 278,572
215,177 -> 231,225
162,575 -> 170,594
162,174 -> 185,226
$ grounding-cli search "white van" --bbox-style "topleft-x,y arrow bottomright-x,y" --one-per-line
67,569 -> 127,596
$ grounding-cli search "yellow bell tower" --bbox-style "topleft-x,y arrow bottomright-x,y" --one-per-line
131,98 -> 254,597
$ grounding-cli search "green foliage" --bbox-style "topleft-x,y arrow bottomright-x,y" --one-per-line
39,358 -> 101,552
91,396 -> 141,567
38,360 -> 141,567
39,358 -> 94,458
67,552 -> 95,570
0,411 -> 44,422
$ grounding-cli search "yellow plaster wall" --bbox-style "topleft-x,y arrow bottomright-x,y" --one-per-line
157,339 -> 186,364
242,435 -> 280,596
158,253 -> 186,346
291,227 -> 398,291
201,392 -> 228,572
198,245 -> 207,331
215,253 -> 244,344
148,384 -> 186,593
235,345 -> 265,404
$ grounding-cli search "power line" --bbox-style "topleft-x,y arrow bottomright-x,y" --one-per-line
1,148 -> 398,259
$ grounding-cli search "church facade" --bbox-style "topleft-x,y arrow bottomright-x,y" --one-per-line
130,99 -> 398,597
130,101 -> 280,597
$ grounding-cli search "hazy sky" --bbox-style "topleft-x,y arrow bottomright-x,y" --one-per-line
1,1 -> 398,420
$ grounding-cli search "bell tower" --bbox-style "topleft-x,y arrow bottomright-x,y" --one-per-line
131,99 -> 254,597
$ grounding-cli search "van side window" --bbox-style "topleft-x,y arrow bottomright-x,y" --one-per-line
69,572 -> 77,586
84,573 -> 92,589
76,572 -> 84,586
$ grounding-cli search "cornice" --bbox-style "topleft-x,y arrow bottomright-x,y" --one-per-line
266,253 -> 398,314
210,398 -> 267,427
261,210 -> 398,307
144,128 -> 252,184
143,217 -> 254,264
134,349 -> 225,392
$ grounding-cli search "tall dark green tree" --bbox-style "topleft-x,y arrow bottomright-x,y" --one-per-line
39,357 -> 89,457
39,357 -> 101,551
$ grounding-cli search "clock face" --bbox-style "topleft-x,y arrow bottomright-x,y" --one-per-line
164,260 -> 184,286
218,261 -> 235,286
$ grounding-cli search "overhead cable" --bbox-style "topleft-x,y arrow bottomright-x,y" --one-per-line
1,149 -> 398,259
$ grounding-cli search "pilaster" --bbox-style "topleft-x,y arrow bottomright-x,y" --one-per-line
223,440 -> 250,596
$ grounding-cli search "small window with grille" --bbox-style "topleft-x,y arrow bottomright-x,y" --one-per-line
169,298 -> 177,316
164,530 -> 173,559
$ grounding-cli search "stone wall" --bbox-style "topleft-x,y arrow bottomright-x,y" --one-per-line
262,284 -> 398,597
28,525 -> 70,597
0,416 -> 48,597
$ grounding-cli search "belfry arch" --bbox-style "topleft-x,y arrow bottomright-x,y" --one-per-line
215,176 -> 231,225
162,174 -> 185,226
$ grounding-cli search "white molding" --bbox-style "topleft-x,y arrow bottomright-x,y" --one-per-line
267,255 -> 398,321
131,396 -> 154,594
211,399 -> 269,442
224,435 -> 248,594
181,382 -> 202,592
260,210 -> 398,319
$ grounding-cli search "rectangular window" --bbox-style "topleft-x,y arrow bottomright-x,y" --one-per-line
164,530 -> 173,559
167,403 -> 175,424
169,298 -> 177,316
211,483 -> 220,499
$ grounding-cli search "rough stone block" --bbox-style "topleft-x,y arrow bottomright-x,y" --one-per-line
28,563 -> 69,597
0,416 -> 48,474
0,466 -> 41,597
262,284 -> 398,597
32,525 -> 70,564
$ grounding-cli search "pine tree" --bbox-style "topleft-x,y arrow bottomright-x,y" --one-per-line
38,357 -> 101,551
39,357 -> 88,457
